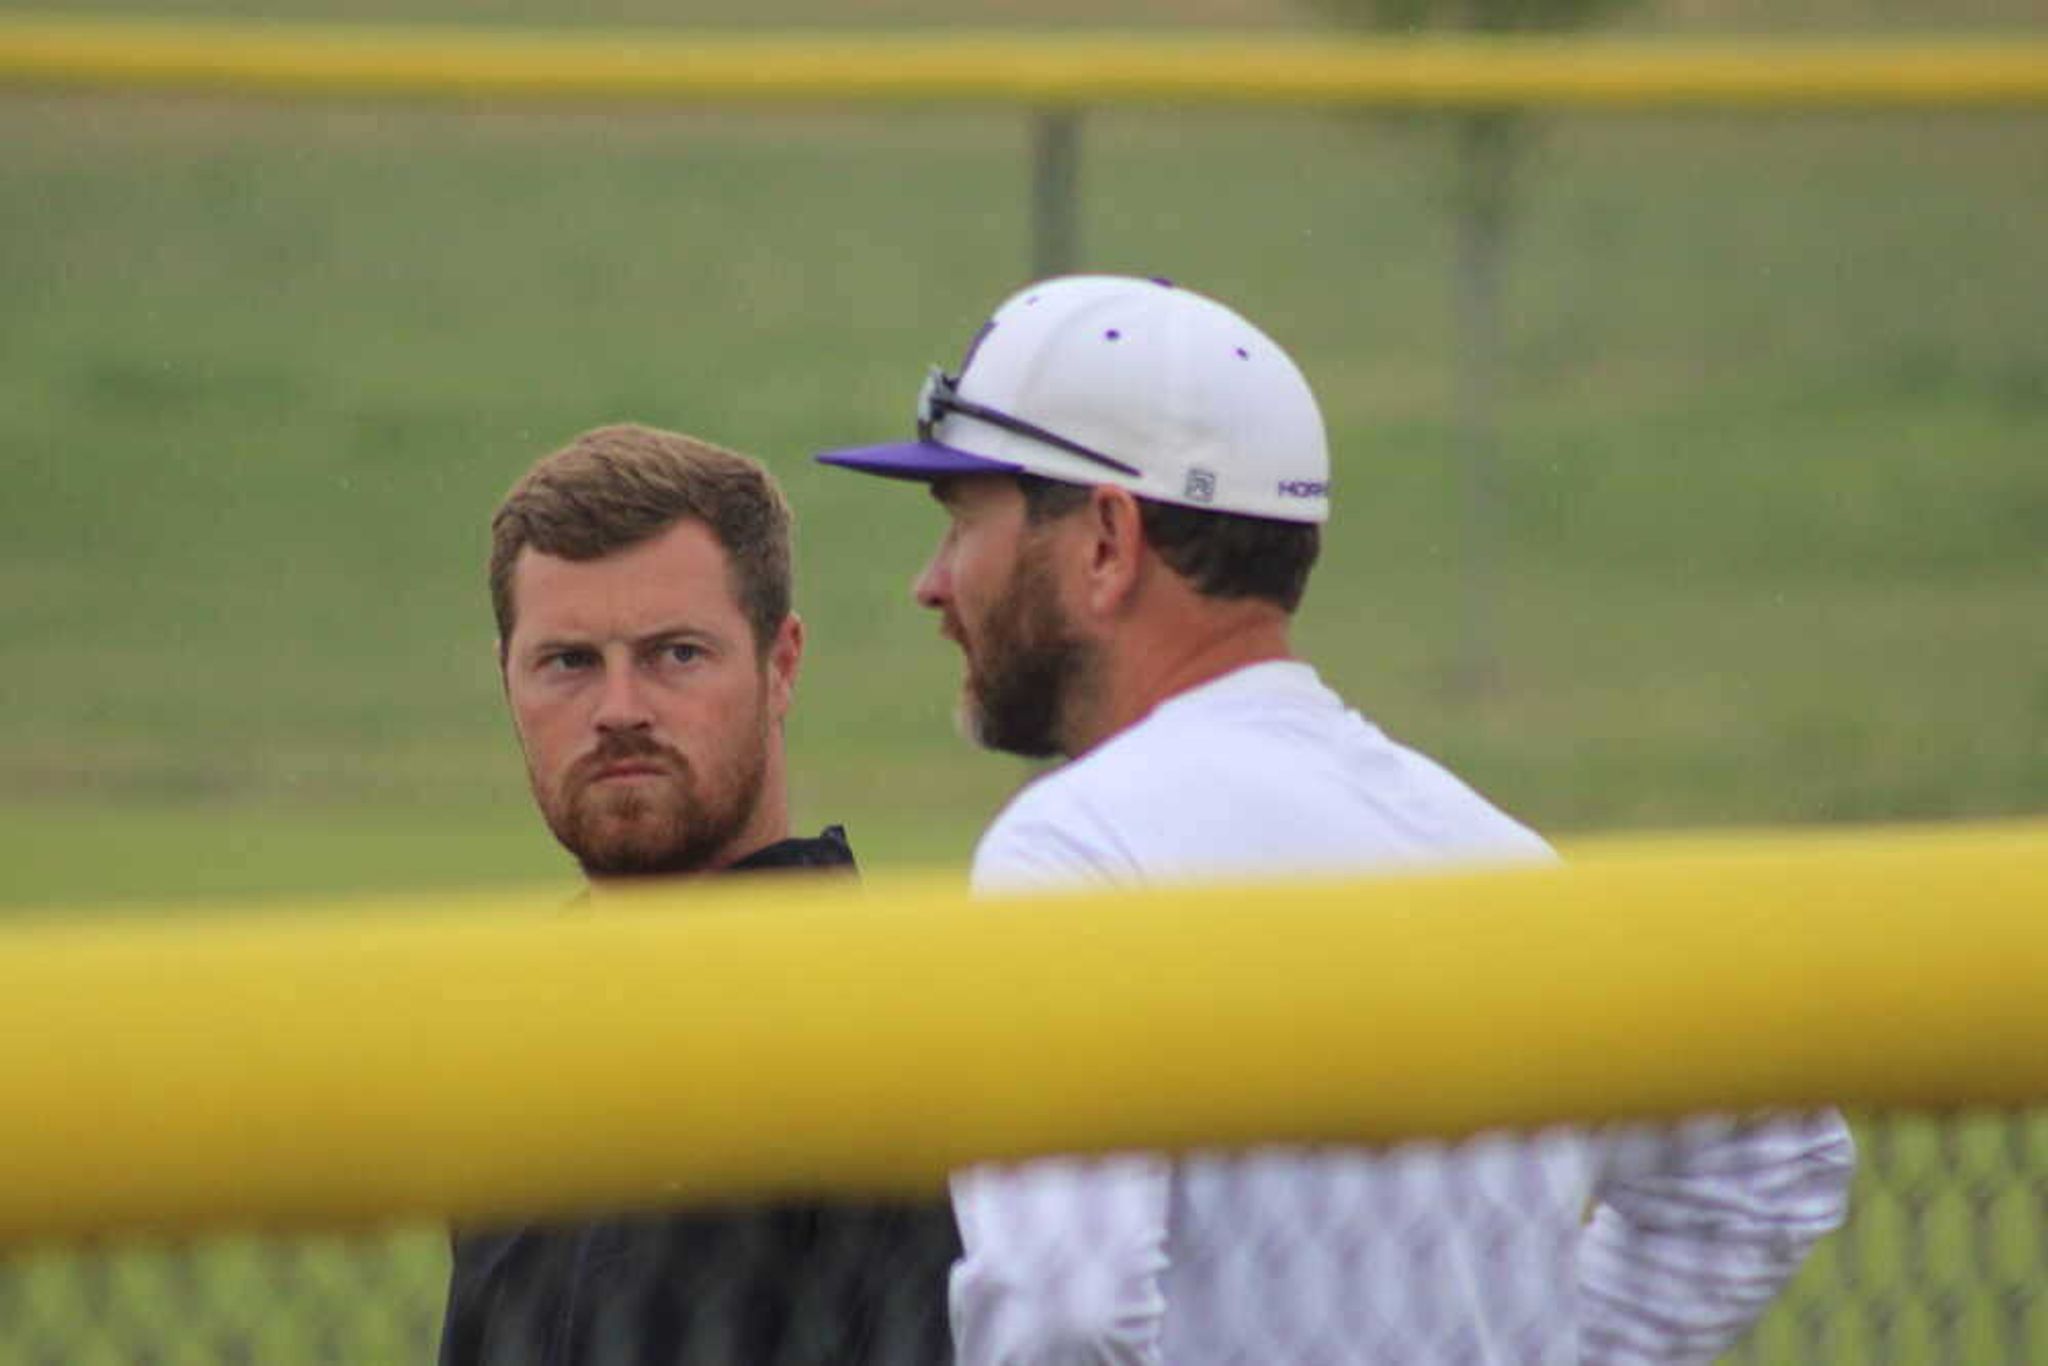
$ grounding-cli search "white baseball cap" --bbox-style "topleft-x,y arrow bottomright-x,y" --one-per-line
817,275 -> 1330,524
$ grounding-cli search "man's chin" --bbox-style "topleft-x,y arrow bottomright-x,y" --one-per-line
953,690 -> 991,751
955,690 -> 1062,760
557,800 -> 691,877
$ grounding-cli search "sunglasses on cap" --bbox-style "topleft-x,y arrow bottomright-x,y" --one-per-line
916,367 -> 1140,478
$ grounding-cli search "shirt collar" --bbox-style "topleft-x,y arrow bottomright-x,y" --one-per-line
1151,658 -> 1327,719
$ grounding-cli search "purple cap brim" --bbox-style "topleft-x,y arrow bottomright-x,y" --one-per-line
815,440 -> 1023,482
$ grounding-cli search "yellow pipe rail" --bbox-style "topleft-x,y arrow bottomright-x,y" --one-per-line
1,17 -> 2046,108
0,818 -> 2040,1244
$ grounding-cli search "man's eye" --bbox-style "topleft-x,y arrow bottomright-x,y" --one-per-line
664,643 -> 704,665
545,650 -> 598,671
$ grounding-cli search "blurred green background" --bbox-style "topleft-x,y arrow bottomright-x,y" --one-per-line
0,0 -> 2043,1360
5,0 -> 2042,914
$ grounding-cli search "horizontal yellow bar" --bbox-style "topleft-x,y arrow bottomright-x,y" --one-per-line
0,818 -> 2041,1245
0,19 -> 2045,108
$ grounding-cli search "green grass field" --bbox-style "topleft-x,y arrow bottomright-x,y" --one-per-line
4,96 -> 2042,908
1,0 -> 2043,1359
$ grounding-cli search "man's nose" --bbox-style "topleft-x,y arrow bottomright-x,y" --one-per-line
592,660 -> 654,732
912,546 -> 950,612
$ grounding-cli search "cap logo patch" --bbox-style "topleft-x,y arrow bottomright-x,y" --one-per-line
1184,468 -> 1218,504
1277,480 -> 1328,499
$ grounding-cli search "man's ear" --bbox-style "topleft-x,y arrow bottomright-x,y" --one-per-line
1078,485 -> 1147,618
766,612 -> 805,722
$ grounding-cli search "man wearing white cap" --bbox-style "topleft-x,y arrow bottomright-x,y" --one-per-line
819,276 -> 1852,1364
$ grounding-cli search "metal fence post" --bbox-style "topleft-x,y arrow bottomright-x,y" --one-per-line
1031,108 -> 1082,277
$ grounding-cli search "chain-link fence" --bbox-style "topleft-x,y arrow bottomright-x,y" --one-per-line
1730,1112 -> 2046,1365
1,1110 -> 2037,1364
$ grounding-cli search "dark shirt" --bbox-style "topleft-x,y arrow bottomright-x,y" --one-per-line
439,829 -> 959,1365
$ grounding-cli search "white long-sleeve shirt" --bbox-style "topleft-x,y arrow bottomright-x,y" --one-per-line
951,661 -> 1855,1365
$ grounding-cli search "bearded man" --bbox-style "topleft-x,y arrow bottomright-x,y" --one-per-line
440,423 -> 956,1365
818,276 -> 1855,1365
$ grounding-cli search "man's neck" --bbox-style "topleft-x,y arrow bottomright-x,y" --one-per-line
582,815 -> 795,891
1061,601 -> 1294,757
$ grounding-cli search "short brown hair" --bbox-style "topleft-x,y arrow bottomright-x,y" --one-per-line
1016,474 -> 1319,614
489,423 -> 793,653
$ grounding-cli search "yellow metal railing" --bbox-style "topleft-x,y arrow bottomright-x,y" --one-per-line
0,819 -> 2041,1243
2,17 -> 2046,108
